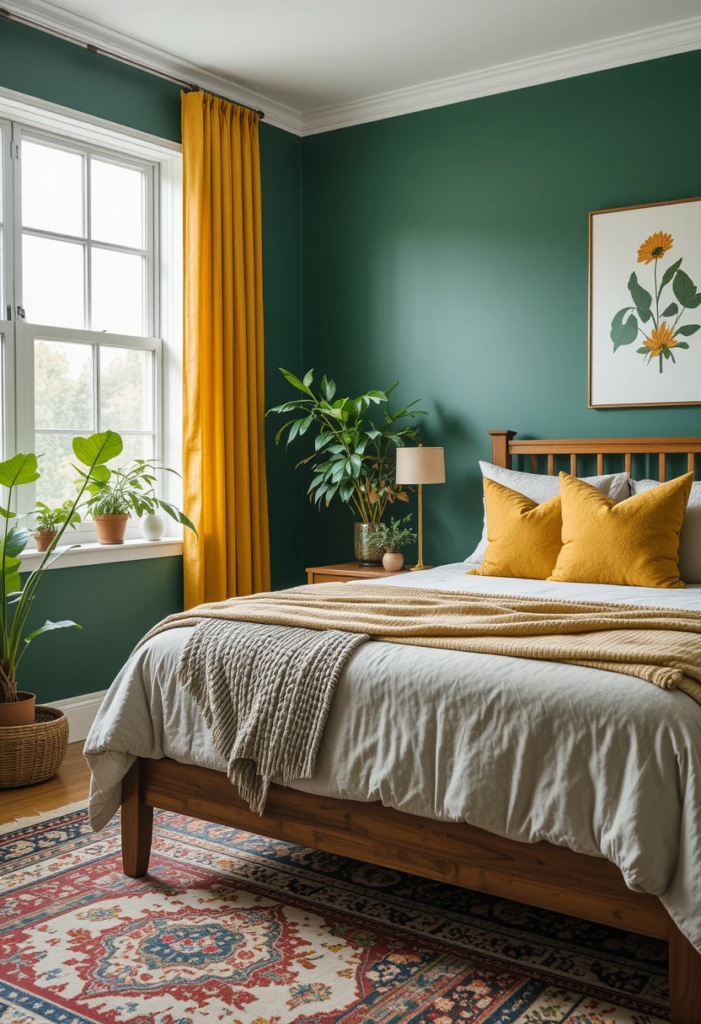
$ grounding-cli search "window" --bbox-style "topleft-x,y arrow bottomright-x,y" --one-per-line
0,115 -> 171,542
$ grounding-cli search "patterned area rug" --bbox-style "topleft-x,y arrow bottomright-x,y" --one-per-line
0,805 -> 669,1024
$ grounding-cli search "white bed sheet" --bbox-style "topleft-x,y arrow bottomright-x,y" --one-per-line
85,564 -> 701,952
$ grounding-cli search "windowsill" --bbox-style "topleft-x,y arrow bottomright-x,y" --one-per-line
19,536 -> 183,571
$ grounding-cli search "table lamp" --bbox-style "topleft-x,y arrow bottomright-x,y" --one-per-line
395,445 -> 446,570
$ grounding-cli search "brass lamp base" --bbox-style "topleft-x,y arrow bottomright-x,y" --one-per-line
409,564 -> 433,571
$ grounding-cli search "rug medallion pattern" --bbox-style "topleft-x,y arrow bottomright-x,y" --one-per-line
0,807 -> 670,1023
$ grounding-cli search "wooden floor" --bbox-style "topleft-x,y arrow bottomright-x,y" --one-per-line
0,742 -> 90,826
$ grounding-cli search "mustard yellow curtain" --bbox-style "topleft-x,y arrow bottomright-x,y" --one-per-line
181,90 -> 270,606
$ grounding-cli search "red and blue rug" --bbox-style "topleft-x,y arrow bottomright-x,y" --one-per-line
0,805 -> 669,1023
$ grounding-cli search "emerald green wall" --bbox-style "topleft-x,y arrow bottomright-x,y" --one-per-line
0,21 -> 303,700
301,50 -> 701,568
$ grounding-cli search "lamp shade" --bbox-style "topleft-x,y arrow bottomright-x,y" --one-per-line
395,446 -> 445,485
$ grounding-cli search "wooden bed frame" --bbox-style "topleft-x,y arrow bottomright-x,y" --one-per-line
122,430 -> 701,1024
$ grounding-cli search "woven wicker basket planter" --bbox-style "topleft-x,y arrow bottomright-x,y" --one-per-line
0,706 -> 69,789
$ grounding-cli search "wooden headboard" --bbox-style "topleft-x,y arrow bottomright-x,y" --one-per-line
489,430 -> 701,482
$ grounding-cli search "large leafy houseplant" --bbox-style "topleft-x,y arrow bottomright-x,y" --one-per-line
0,430 -> 123,705
268,369 -> 425,523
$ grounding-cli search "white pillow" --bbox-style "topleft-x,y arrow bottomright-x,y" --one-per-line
465,462 -> 630,565
631,479 -> 701,584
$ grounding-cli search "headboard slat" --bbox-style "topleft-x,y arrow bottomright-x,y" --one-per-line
490,432 -> 701,483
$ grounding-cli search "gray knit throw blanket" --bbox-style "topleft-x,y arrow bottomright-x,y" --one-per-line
177,619 -> 369,813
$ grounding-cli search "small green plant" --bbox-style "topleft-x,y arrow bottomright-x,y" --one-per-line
376,515 -> 417,553
79,458 -> 198,535
34,500 -> 81,533
267,369 -> 426,523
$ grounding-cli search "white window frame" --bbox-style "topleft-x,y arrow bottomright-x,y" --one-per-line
0,87 -> 183,561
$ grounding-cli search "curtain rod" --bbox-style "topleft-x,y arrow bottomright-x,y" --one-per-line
0,7 -> 265,119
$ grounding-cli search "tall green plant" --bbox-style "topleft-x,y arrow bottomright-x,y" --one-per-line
268,369 -> 425,523
0,431 -> 122,703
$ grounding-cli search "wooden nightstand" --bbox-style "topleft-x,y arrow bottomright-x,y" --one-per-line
306,561 -> 410,585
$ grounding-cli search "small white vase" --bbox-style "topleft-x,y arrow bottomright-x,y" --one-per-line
141,511 -> 165,541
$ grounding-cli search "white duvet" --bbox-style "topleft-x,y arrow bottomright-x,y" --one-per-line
86,564 -> 701,953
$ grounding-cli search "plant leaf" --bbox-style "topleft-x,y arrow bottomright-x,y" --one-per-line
627,272 -> 652,322
157,501 -> 198,538
675,341 -> 690,349
23,619 -> 82,646
303,369 -> 314,388
662,302 -> 678,317
673,269 -> 698,307
610,309 -> 638,350
675,324 -> 700,337
688,294 -> 701,309
660,257 -> 682,292
72,431 -> 123,468
0,453 -> 40,488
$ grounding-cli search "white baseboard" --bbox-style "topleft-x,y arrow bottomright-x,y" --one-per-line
50,689 -> 107,743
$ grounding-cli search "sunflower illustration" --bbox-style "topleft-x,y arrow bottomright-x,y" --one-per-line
610,227 -> 700,374
637,231 -> 673,265
642,321 -> 677,359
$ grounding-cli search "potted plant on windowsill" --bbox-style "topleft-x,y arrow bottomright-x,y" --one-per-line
0,431 -> 125,786
79,458 -> 198,545
33,500 -> 81,552
268,369 -> 426,564
376,515 -> 417,572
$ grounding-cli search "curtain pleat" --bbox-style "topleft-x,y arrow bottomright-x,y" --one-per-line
181,91 -> 270,607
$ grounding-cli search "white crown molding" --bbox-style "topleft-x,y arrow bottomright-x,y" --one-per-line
4,1 -> 700,138
300,15 -> 701,135
1,0 -> 304,135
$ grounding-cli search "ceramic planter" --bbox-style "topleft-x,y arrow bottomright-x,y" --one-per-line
95,514 -> 129,545
382,551 -> 405,572
354,522 -> 384,565
140,511 -> 165,541
0,691 -> 36,727
34,530 -> 57,553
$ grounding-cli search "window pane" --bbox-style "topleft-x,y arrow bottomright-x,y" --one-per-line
22,140 -> 84,237
35,340 -> 93,430
34,433 -> 80,509
91,159 -> 144,249
116,433 -> 154,469
91,248 -> 144,335
100,346 -> 152,431
23,235 -> 85,329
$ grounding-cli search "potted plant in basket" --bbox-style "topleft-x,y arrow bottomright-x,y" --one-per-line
376,515 -> 417,571
0,431 -> 123,788
79,458 -> 197,545
268,369 -> 425,564
0,431 -> 196,789
33,500 -> 81,552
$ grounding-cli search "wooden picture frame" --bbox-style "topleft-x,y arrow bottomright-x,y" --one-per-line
588,196 -> 701,408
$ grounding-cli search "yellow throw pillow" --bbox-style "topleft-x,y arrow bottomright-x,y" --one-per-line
549,471 -> 693,589
469,478 -> 563,580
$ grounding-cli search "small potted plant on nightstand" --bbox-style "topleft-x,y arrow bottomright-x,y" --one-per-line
376,515 -> 417,572
33,500 -> 81,552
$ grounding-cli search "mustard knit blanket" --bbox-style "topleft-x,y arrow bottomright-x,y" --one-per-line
140,582 -> 701,705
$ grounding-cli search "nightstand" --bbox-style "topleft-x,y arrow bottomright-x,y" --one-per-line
306,561 -> 410,585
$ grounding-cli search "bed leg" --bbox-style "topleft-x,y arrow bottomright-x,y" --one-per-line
669,921 -> 701,1024
121,758 -> 153,877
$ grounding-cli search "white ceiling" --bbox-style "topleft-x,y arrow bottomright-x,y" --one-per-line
8,0 -> 701,133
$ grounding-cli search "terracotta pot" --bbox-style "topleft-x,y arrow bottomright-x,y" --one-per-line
354,522 -> 384,565
0,691 -> 36,727
95,515 -> 129,545
34,530 -> 57,553
382,551 -> 405,572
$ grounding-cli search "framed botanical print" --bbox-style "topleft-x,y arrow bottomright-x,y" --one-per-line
589,196 -> 701,408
